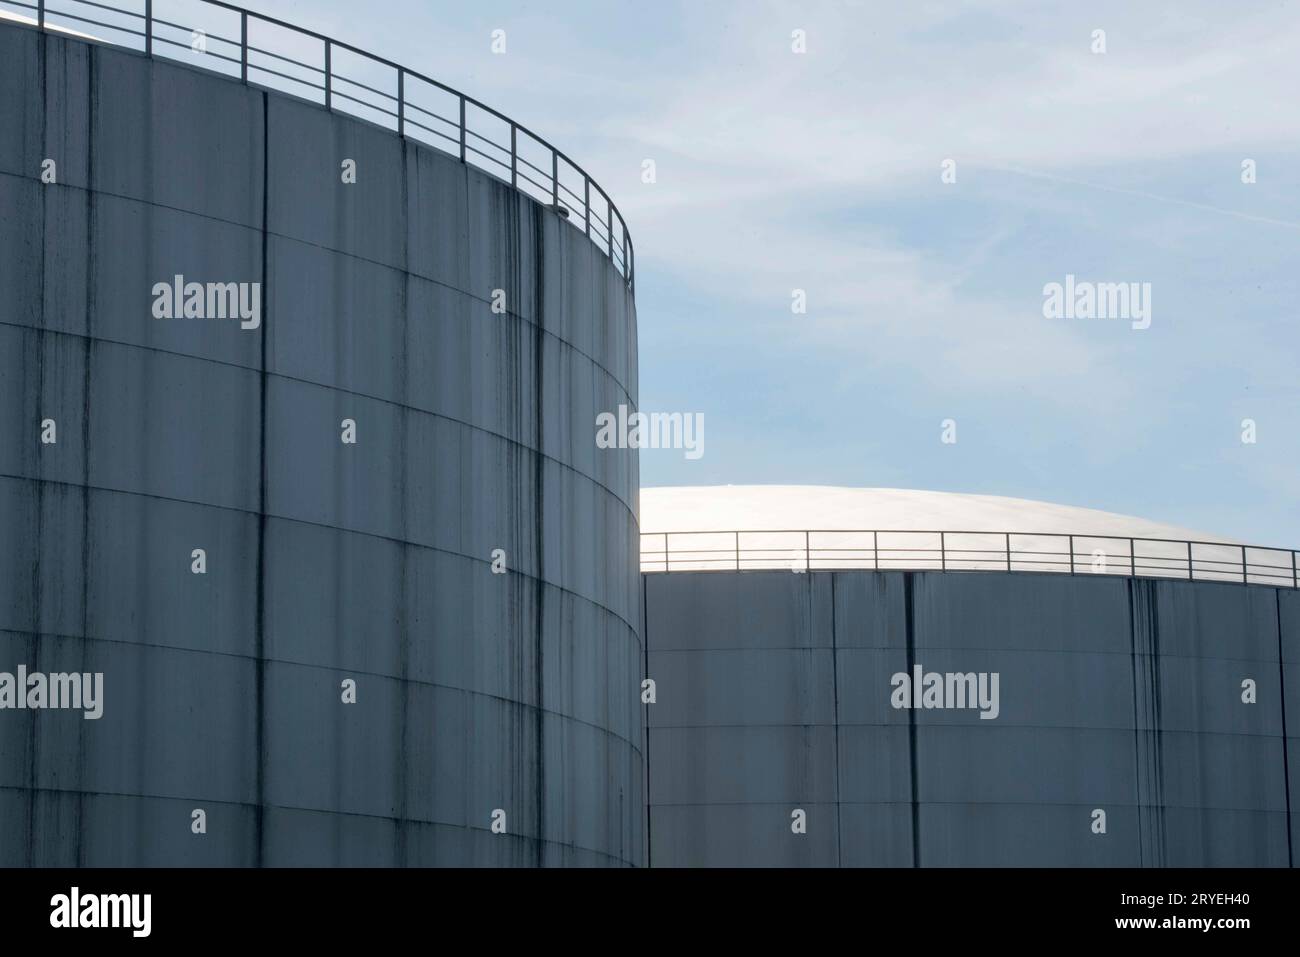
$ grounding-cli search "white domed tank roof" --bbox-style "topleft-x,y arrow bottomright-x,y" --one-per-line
640,485 -> 1228,541
637,486 -> 1279,581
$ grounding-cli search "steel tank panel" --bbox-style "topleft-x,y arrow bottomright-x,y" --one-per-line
1279,589 -> 1300,865
644,570 -> 1295,867
0,22 -> 641,867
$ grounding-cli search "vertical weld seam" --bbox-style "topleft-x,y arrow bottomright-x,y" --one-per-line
74,41 -> 96,867
1277,589 -> 1294,868
27,20 -> 51,869
904,573 -> 919,867
254,90 -> 269,867
1127,579 -> 1145,867
391,140 -> 410,868
830,573 -> 842,868
531,205 -> 545,867
642,572 -> 650,869
1149,586 -> 1165,864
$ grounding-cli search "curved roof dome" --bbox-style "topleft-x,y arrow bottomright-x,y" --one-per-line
640,485 -> 1232,542
638,486 -> 1264,577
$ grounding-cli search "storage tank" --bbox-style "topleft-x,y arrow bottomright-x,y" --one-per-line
641,486 -> 1299,867
0,9 -> 641,866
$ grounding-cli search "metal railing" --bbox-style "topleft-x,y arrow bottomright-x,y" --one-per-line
640,530 -> 1300,588
6,0 -> 633,290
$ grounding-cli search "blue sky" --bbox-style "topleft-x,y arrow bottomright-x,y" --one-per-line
211,0 -> 1298,545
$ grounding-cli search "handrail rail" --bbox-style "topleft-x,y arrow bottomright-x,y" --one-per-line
10,0 -> 633,291
640,529 -> 1300,588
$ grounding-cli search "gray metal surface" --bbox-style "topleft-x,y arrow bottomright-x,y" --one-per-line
0,22 -> 642,866
645,570 -> 1296,867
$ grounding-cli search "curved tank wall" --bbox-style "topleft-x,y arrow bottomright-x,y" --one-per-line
644,570 -> 1299,867
0,23 -> 642,866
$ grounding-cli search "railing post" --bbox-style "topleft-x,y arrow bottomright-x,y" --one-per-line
510,123 -> 517,188
606,203 -> 614,258
458,97 -> 467,162
144,1 -> 151,54
397,69 -> 404,136
551,151 -> 559,207
940,531 -> 946,571
1005,533 -> 1011,572
1068,534 -> 1075,574
805,531 -> 811,573
873,531 -> 878,571
38,0 -> 44,30
1241,546 -> 1248,584
1293,551 -> 1297,589
1129,538 -> 1136,577
1187,541 -> 1193,580
240,12 -> 248,82
735,531 -> 740,571
324,41 -> 332,108
584,178 -> 591,236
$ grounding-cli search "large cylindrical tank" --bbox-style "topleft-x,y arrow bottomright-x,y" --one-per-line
645,570 -> 1299,866
0,21 -> 641,866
